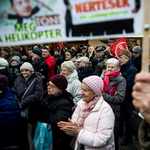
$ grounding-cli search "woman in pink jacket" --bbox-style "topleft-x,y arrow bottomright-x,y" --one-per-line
58,75 -> 115,150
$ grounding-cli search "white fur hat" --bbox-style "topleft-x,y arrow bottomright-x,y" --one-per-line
0,58 -> 8,67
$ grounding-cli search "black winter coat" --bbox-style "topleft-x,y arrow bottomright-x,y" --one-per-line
77,64 -> 93,82
53,55 -> 64,74
131,53 -> 141,73
13,72 -> 43,108
37,91 -> 74,150
32,57 -> 48,90
120,60 -> 137,103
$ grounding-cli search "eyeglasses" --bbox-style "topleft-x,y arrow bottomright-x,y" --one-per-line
47,83 -> 56,89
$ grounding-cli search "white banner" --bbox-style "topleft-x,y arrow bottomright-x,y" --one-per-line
0,0 -> 142,47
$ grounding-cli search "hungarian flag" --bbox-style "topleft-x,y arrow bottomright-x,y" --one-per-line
110,37 -> 128,59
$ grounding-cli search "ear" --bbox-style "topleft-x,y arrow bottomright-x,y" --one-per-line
11,7 -> 16,13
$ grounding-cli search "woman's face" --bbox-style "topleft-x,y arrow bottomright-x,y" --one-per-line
20,47 -> 23,51
61,67 -> 72,77
47,81 -> 61,95
65,52 -> 72,60
106,63 -> 118,73
21,69 -> 32,78
12,60 -> 18,65
88,47 -> 92,53
81,83 -> 96,103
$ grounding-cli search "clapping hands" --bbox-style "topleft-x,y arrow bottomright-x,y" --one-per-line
58,118 -> 81,136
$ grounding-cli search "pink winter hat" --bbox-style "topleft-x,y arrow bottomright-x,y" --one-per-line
82,75 -> 103,96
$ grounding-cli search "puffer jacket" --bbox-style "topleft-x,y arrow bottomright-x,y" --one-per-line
66,70 -> 82,106
43,54 -> 56,80
101,70 -> 126,132
72,96 -> 115,150
13,72 -> 43,108
0,87 -> 21,147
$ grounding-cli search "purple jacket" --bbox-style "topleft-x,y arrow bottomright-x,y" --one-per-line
13,72 -> 43,108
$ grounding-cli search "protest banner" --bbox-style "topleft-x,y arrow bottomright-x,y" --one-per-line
0,0 -> 142,47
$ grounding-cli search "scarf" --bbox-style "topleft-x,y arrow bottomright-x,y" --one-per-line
103,68 -> 120,92
78,96 -> 100,128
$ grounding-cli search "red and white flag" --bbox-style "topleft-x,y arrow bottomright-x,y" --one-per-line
110,37 -> 128,59
59,42 -> 63,50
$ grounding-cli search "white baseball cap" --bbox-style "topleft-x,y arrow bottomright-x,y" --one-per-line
76,57 -> 89,63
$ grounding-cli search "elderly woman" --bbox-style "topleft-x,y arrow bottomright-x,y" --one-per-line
100,58 -> 126,150
13,62 -> 43,150
58,75 -> 115,150
61,61 -> 82,107
65,49 -> 78,69
35,74 -> 74,150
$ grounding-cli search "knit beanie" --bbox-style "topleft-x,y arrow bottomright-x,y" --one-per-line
0,58 -> 8,67
32,47 -> 42,57
82,75 -> 103,96
12,56 -> 20,63
20,62 -> 34,72
0,74 -> 9,92
48,74 -> 68,91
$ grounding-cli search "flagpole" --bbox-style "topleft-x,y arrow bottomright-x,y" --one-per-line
142,0 -> 150,72
104,47 -> 110,52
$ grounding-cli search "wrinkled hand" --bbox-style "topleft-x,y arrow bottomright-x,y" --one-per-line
132,72 -> 150,124
58,118 -> 76,131
64,122 -> 81,136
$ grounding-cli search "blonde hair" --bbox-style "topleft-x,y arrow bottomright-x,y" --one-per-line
61,61 -> 76,72
71,46 -> 76,51
88,46 -> 94,58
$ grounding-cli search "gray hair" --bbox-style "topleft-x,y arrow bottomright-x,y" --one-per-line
106,58 -> 119,68
61,61 -> 76,72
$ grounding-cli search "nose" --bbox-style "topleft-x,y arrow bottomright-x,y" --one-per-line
81,90 -> 84,95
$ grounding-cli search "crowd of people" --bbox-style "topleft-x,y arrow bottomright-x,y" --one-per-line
0,43 -> 150,150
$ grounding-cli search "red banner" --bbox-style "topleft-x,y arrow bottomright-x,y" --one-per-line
110,37 -> 128,59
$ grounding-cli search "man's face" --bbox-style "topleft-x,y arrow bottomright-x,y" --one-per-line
96,51 -> 104,58
11,0 -> 32,17
42,49 -> 49,58
119,55 -> 129,65
1,50 -> 9,57
82,49 -> 87,54
78,61 -> 86,68
133,52 -> 141,58
32,52 -> 40,61
28,50 -> 33,57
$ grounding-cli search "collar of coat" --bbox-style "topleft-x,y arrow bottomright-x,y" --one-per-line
77,96 -> 103,112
